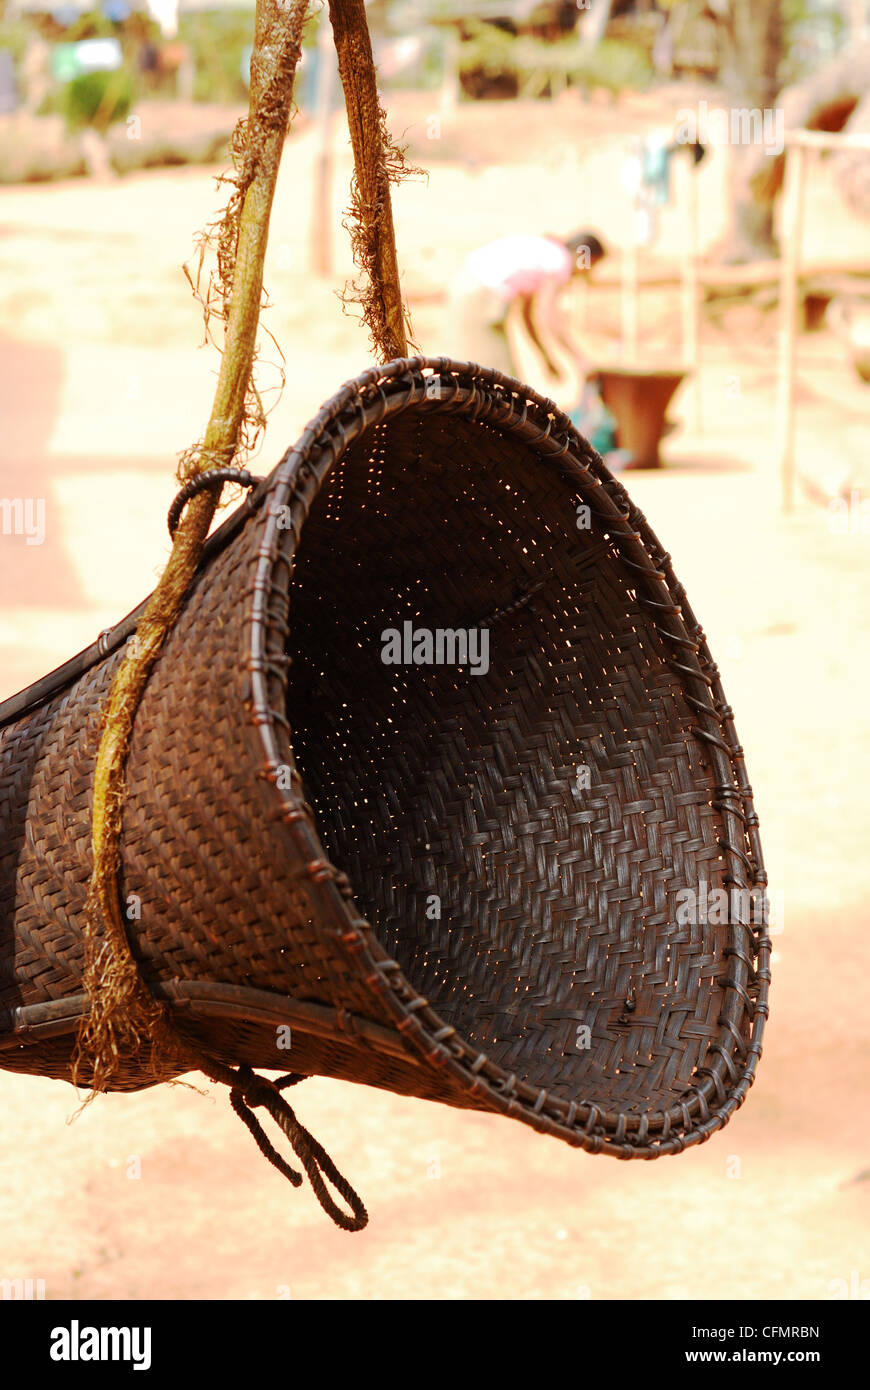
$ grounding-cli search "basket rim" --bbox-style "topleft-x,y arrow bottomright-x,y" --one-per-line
0,980 -> 418,1066
244,353 -> 771,1157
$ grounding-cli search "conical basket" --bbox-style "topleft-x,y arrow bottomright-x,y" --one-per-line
0,357 -> 770,1158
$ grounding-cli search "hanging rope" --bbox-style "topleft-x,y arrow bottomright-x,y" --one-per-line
73,0 -> 417,1233
328,0 -> 416,362
74,0 -> 314,1102
69,0 -> 370,1231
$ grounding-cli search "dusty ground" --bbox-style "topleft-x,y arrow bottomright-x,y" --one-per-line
1,92 -> 868,1301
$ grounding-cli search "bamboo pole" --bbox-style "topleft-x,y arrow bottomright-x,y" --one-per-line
776,142 -> 808,514
785,128 -> 870,152
681,156 -> 701,432
622,228 -> 640,363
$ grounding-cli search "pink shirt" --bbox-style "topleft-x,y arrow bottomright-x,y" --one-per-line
464,235 -> 574,304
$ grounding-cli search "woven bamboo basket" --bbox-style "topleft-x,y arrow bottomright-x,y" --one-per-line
0,356 -> 770,1158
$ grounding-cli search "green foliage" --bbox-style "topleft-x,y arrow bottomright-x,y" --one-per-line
457,25 -> 652,98
779,0 -> 846,85
61,67 -> 133,132
65,10 -> 117,42
571,38 -> 652,94
177,9 -> 253,104
0,18 -> 31,68
456,21 -> 517,83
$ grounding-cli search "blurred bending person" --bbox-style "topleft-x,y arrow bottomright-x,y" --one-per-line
445,229 -> 606,380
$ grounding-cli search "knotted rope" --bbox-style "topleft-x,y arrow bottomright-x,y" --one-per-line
73,0 -> 413,1232
220,1065 -> 368,1233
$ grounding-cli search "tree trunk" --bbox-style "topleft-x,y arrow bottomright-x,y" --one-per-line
719,0 -> 785,260
725,36 -> 870,261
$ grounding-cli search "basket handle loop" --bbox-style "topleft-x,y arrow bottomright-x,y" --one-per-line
218,1063 -> 369,1232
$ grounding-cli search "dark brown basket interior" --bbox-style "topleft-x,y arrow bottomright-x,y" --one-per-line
285,410 -> 729,1116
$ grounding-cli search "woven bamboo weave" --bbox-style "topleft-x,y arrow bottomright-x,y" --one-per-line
0,357 -> 770,1157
